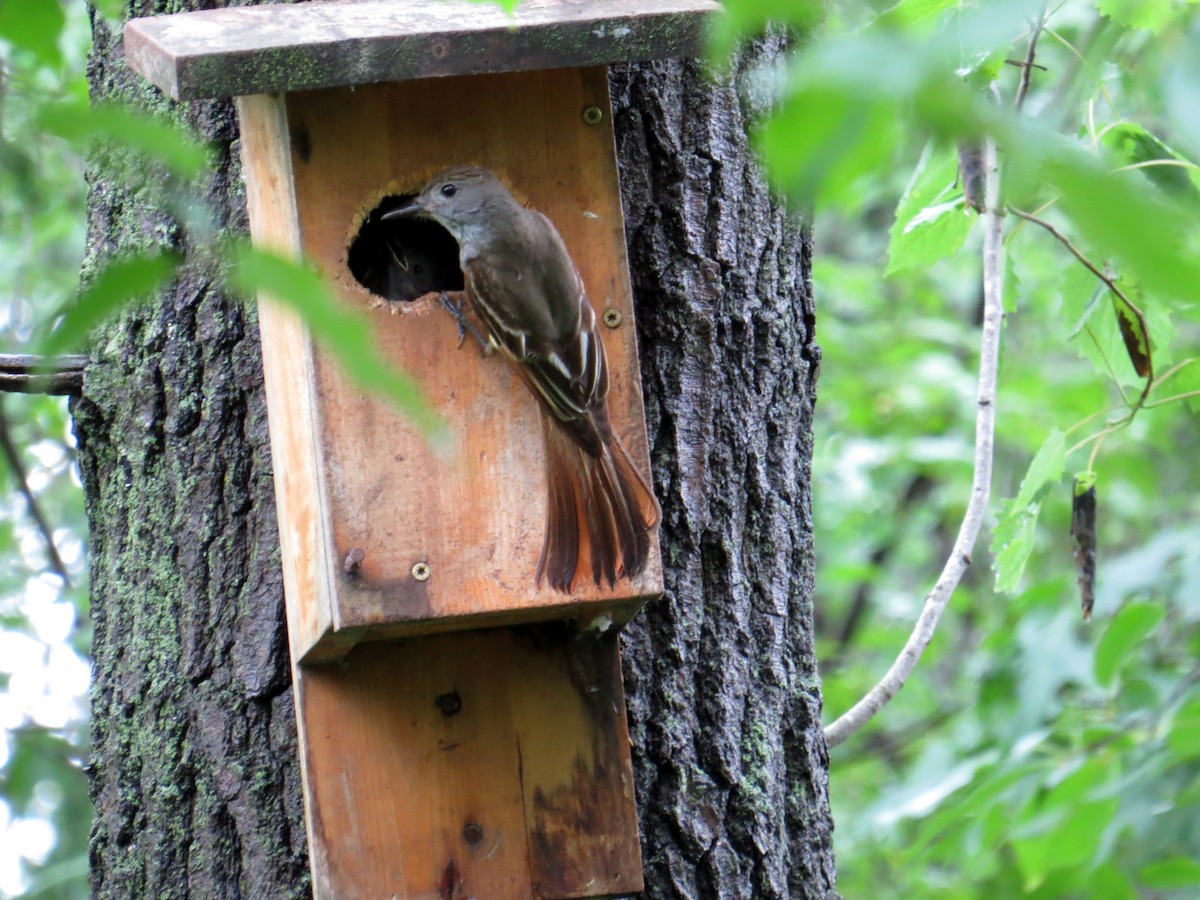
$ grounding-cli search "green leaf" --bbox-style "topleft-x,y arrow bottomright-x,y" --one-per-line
40,251 -> 181,356
1011,798 -> 1119,890
1100,122 -> 1200,201
1097,0 -> 1179,34
759,84 -> 901,211
1013,430 -> 1067,509
0,1 -> 65,68
37,101 -> 210,178
887,198 -> 972,275
1094,602 -> 1164,687
991,431 -> 1065,593
707,0 -> 823,63
224,245 -> 445,442
887,143 -> 972,275
1167,696 -> 1200,761
992,507 -> 1039,594
1042,147 -> 1200,307
1139,857 -> 1200,890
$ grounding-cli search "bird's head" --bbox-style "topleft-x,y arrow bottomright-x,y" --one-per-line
383,166 -> 514,241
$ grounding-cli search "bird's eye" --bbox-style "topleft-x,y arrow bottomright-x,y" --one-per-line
413,263 -> 424,274
440,183 -> 457,198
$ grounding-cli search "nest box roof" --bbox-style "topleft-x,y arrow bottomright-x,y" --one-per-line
125,0 -> 722,101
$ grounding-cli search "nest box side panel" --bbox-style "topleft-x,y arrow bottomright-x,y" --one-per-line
284,67 -> 662,645
235,93 -> 345,661
298,628 -> 643,898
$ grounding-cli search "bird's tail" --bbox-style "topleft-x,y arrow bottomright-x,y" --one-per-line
538,418 -> 661,593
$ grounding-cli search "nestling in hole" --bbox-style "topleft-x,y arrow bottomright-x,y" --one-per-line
348,194 -> 464,301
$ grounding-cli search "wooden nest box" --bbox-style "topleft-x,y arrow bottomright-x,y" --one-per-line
125,1 -> 717,897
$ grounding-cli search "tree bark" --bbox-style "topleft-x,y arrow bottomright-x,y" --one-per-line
613,44 -> 835,899
78,4 -> 834,897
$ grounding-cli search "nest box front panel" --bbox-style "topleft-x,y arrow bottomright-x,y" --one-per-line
284,68 -> 661,648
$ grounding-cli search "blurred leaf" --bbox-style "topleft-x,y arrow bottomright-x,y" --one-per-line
992,430 -> 1065,593
1094,602 -> 1165,687
1101,122 -> 1200,201
22,852 -> 89,898
708,0 -> 823,63
0,1 -> 65,68
1012,798 -> 1119,889
1097,0 -> 1180,34
224,244 -> 446,442
1042,147 -> 1200,307
40,251 -> 180,356
37,101 -> 209,178
1138,856 -> 1200,889
1167,696 -> 1200,761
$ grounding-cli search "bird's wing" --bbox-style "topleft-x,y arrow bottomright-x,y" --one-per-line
464,254 -> 610,455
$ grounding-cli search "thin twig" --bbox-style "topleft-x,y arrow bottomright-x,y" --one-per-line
0,403 -> 72,585
1015,3 -> 1050,111
0,354 -> 87,395
1010,207 -> 1153,407
824,137 -> 1004,749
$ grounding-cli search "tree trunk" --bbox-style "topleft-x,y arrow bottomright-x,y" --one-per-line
78,5 -> 834,898
613,45 -> 835,899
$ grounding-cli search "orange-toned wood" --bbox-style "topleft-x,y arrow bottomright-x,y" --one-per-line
300,627 -> 642,899
242,68 -> 661,662
236,72 -> 652,899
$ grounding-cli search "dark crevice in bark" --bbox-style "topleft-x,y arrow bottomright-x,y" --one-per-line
612,40 -> 836,900
79,5 -> 833,897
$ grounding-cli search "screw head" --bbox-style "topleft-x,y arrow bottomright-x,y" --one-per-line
602,308 -> 623,328
582,105 -> 603,126
412,561 -> 431,581
435,690 -> 462,716
343,547 -> 365,575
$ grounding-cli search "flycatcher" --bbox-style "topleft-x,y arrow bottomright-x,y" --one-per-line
386,166 -> 660,592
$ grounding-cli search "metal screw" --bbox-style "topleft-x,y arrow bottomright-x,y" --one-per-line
435,690 -> 462,717
602,308 -> 623,328
462,822 -> 484,845
343,547 -> 365,576
412,561 -> 431,581
582,105 -> 603,126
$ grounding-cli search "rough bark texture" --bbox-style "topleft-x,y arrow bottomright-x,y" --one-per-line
77,4 -> 310,897
78,3 -> 834,897
612,43 -> 836,899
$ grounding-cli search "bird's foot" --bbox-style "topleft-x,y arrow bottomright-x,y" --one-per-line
440,292 -> 492,353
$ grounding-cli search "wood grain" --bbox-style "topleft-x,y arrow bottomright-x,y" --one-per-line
124,0 -> 720,100
241,68 -> 660,661
298,627 -> 642,898
236,69 -> 653,898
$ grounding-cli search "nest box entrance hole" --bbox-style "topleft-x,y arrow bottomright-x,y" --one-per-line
347,195 -> 464,302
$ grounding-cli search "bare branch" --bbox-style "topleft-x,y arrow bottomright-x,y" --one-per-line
0,403 -> 72,585
1009,206 -> 1153,406
0,354 -> 87,395
1015,4 -> 1050,111
824,137 -> 1004,749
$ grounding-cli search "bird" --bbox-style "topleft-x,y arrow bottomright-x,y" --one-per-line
385,165 -> 660,592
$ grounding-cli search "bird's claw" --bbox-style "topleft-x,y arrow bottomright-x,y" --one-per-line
440,292 -> 491,353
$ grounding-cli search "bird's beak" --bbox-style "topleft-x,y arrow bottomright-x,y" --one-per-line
381,197 -> 424,220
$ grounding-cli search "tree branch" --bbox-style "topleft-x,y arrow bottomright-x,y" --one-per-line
1015,3 -> 1049,111
0,354 -> 87,395
824,137 -> 1004,749
0,403 -> 72,585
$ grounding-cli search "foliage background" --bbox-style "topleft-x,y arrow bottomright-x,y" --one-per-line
1,0 -> 1199,898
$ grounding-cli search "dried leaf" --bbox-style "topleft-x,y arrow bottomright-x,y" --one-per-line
1110,290 -> 1153,379
1071,473 -> 1098,620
